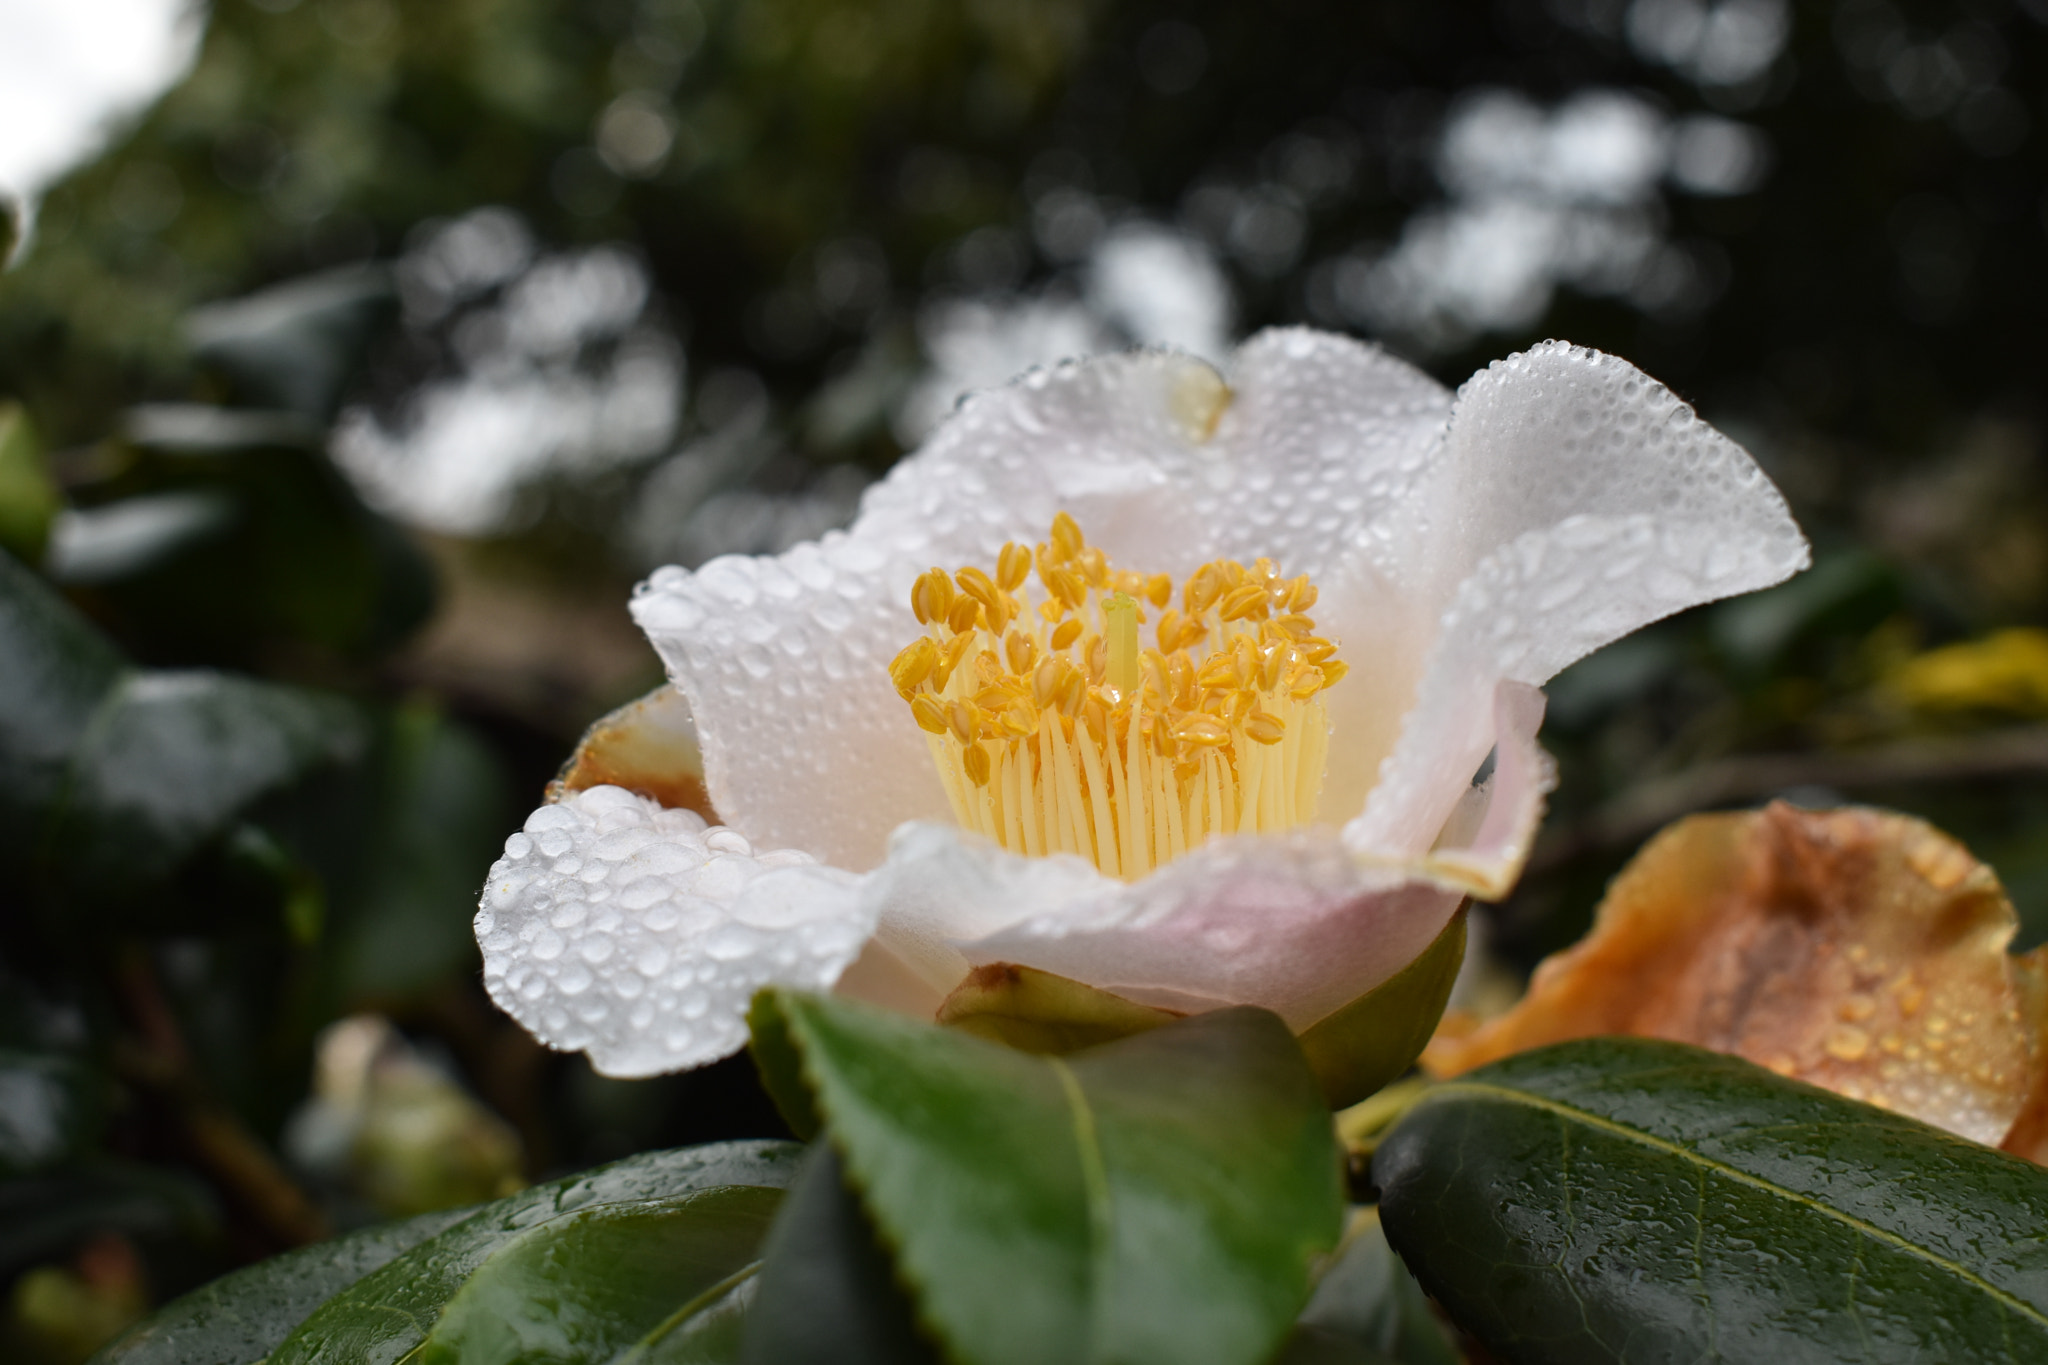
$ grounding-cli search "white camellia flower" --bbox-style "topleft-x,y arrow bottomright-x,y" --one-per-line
474,329 -> 1807,1078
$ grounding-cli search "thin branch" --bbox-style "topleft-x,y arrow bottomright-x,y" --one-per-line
1530,726 -> 2048,874
114,949 -> 330,1249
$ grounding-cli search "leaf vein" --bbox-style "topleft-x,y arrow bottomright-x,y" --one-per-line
1430,1081 -> 2048,1334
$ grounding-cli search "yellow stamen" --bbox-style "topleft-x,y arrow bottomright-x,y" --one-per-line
1103,593 -> 1140,699
893,514 -> 1345,881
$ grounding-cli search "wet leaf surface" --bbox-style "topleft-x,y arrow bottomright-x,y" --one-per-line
267,1140 -> 801,1365
755,991 -> 1343,1365
416,1186 -> 780,1365
92,1205 -> 473,1365
1378,1037 -> 2048,1364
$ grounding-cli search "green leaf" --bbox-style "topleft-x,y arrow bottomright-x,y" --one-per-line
416,1186 -> 781,1365
90,1205 -> 474,1365
0,550 -> 367,899
0,547 -> 124,833
0,401 -> 60,565
66,404 -> 435,662
1295,908 -> 1466,1110
760,992 -> 1344,1365
54,671 -> 365,893
1283,1209 -> 1458,1365
322,701 -> 511,1002
268,1140 -> 801,1365
745,991 -> 823,1141
184,266 -> 396,422
740,1146 -> 941,1365
934,963 -> 1178,1054
1373,1037 -> 2048,1364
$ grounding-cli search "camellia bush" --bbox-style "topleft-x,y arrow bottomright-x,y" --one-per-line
79,330 -> 2048,1365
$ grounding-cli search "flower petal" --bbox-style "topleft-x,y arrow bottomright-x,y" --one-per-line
474,785 -> 869,1077
1182,328 -> 1453,582
1347,343 -> 1809,855
630,333 -> 1454,871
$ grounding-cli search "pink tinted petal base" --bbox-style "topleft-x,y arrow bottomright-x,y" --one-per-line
954,681 -> 1554,1025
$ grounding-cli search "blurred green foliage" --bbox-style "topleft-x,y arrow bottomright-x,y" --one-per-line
4,0 -> 2048,1352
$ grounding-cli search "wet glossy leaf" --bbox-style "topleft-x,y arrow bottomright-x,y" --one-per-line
268,1140 -> 801,1365
755,991 -> 1343,1365
0,548 -> 124,834
1375,1037 -> 2048,1364
740,1146 -> 940,1365
74,407 -> 433,662
0,552 -> 367,898
92,1205 -> 474,1365
925,913 -> 1466,1112
1297,908 -> 1466,1109
55,672 -> 364,893
416,1186 -> 781,1365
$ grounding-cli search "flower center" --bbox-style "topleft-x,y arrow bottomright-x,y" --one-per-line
889,513 -> 1347,881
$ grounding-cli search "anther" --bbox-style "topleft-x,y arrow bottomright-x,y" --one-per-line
1051,511 -> 1084,560
911,568 -> 955,625
996,542 -> 1031,592
947,700 -> 980,744
1244,712 -> 1286,745
889,637 -> 938,697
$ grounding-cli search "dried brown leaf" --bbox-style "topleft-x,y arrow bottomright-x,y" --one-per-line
1425,802 -> 2043,1149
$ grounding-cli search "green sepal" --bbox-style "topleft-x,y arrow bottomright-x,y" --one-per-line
1296,907 -> 1466,1109
935,962 -> 1179,1053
